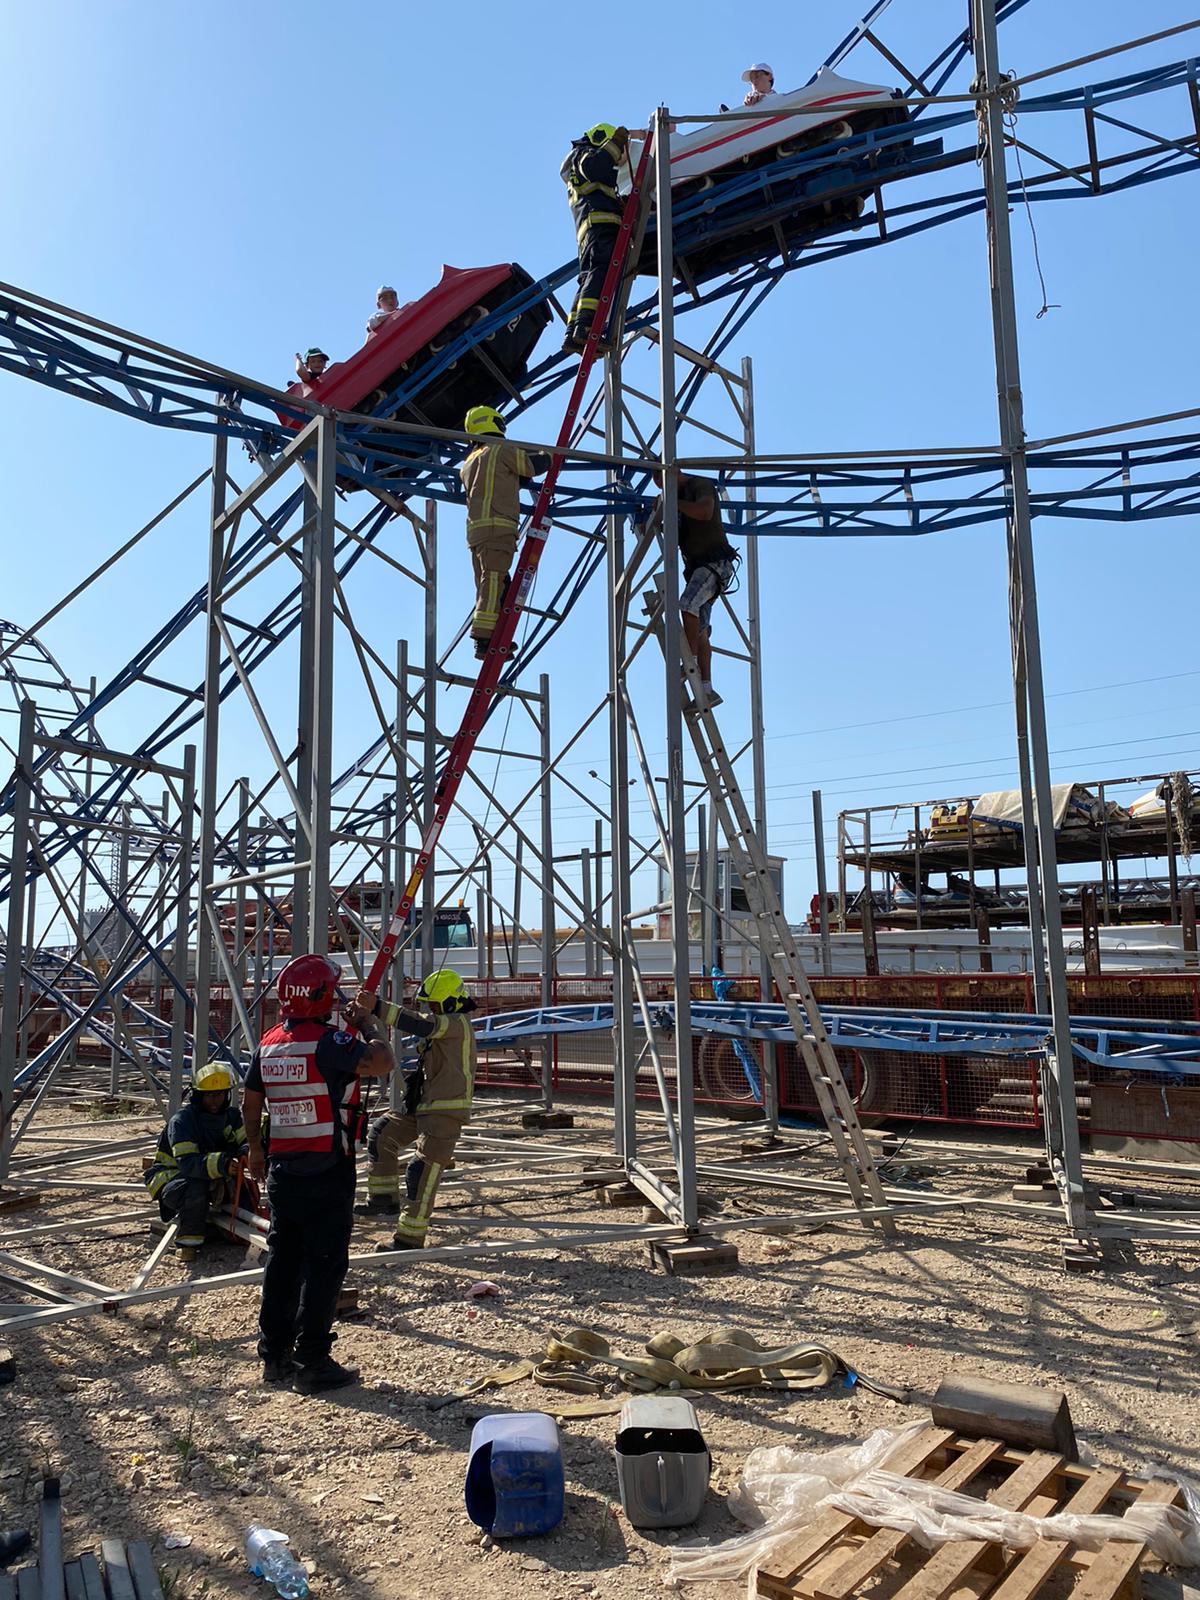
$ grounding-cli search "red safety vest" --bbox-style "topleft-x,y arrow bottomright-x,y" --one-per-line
257,1020 -> 362,1158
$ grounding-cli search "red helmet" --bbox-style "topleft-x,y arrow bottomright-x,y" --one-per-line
276,952 -> 340,1020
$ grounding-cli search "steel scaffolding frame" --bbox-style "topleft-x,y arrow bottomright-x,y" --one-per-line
2,1 -> 1200,1328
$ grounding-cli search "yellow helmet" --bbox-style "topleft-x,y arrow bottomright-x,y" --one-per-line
585,122 -> 627,149
465,405 -> 506,438
192,1062 -> 235,1095
417,969 -> 468,1010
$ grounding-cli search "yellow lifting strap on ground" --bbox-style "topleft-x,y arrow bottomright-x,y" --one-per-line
430,1325 -> 864,1419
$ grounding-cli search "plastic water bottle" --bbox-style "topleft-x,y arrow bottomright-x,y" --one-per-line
245,1525 -> 309,1599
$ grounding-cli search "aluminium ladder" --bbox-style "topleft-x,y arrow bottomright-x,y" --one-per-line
647,582 -> 897,1237
363,133 -> 657,997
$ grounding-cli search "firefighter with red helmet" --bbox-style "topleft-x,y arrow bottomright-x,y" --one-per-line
242,953 -> 393,1393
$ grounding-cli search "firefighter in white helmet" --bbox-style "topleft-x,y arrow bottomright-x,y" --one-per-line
143,1062 -> 248,1261
349,970 -> 477,1249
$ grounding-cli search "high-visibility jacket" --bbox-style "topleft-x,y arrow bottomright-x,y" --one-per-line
460,440 -> 551,546
379,1004 -> 477,1118
257,1020 -> 363,1159
560,140 -> 624,243
144,1100 -> 247,1198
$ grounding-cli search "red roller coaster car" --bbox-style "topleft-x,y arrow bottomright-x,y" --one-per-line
276,263 -> 549,433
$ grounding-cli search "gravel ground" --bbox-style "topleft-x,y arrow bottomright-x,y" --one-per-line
2,1107 -> 1199,1599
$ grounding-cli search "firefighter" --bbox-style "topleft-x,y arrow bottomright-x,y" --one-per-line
460,405 -> 551,659
560,122 -> 637,355
648,466 -> 740,709
242,953 -> 394,1393
349,970 -> 477,1250
143,1062 -> 248,1261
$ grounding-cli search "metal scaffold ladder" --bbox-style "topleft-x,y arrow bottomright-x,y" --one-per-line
362,133 -> 656,997
649,584 -> 897,1238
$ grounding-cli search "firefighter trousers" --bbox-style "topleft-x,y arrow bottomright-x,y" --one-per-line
366,1110 -> 466,1244
258,1159 -> 355,1367
470,534 -> 518,642
568,223 -> 620,341
159,1175 -> 226,1250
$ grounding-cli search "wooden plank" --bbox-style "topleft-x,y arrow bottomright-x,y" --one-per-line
889,1450 -> 1064,1600
62,1567 -> 85,1600
1072,1481 -> 1181,1600
100,1542 -> 136,1600
756,1428 -> 956,1597
931,1375 -> 1077,1460
815,1437 -> 1006,1599
987,1467 -> 1125,1600
75,1556 -> 104,1600
124,1543 -> 164,1600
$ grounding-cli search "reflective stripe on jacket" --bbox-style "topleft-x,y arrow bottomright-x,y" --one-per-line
460,440 -> 546,545
417,1014 -> 476,1116
143,1102 -> 247,1197
561,142 -> 624,240
257,1021 -> 362,1158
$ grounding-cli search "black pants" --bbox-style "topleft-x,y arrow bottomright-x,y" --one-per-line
258,1160 -> 355,1367
568,223 -> 620,339
159,1175 -> 216,1246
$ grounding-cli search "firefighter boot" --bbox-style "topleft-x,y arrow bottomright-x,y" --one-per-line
295,1355 -> 359,1395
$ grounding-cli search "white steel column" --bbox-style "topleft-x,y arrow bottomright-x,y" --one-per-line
972,0 -> 1086,1231
193,433 -> 228,1063
653,105 -> 699,1230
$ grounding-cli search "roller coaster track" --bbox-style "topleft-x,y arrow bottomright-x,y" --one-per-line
2,10 -> 1198,1063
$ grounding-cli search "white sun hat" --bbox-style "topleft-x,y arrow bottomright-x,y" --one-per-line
741,62 -> 774,81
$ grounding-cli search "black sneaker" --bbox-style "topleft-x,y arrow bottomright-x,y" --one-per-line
261,1355 -> 295,1386
295,1356 -> 359,1394
353,1196 -> 399,1216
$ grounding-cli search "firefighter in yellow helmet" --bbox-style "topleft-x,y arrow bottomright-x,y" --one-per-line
559,121 -> 641,355
348,970 -> 477,1249
143,1062 -> 248,1260
460,406 -> 550,660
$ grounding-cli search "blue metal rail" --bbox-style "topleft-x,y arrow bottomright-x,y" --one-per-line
469,1001 -> 1200,1077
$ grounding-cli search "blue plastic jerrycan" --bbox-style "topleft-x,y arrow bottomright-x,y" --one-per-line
464,1411 -> 565,1538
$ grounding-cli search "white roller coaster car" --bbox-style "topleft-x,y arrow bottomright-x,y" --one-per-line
623,67 -> 907,192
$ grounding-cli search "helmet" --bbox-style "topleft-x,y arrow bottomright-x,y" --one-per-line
464,404 -> 506,438
277,952 -> 340,1020
304,347 -> 329,362
417,969 -> 468,1011
192,1062 -> 235,1096
376,284 -> 397,298
585,122 -> 627,148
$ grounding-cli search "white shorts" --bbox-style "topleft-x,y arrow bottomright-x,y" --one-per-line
680,559 -> 735,632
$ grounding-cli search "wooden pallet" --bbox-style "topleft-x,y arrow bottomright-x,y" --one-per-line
755,1425 -> 1181,1600
0,1539 -> 163,1600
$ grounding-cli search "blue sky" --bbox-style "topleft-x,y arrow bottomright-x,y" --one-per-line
2,1 -> 1198,931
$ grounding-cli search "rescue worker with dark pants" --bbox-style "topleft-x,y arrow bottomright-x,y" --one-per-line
242,953 -> 394,1393
143,1062 -> 247,1261
560,122 -> 636,354
349,970 -> 477,1249
649,466 -> 739,710
460,406 -> 550,659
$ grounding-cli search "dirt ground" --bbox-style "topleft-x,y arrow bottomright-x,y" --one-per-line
2,1107 -> 1199,1600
